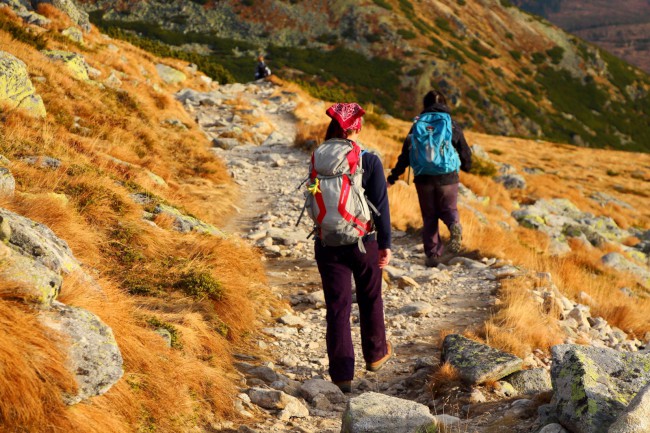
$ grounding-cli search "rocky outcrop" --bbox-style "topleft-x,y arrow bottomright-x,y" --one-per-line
0,206 -> 123,404
33,0 -> 91,31
550,345 -> 650,433
0,51 -> 46,117
39,302 -> 123,405
442,334 -> 523,384
601,253 -> 650,288
341,392 -> 436,433
152,204 -> 226,237
608,383 -> 650,433
61,26 -> 83,43
41,50 -> 90,81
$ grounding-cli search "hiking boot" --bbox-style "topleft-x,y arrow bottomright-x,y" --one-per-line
425,255 -> 440,268
366,341 -> 394,372
448,224 -> 463,254
334,380 -> 352,393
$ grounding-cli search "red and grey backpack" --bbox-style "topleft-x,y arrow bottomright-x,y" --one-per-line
296,138 -> 376,252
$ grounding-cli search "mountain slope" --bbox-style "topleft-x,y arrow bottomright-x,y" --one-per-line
77,0 -> 650,152
512,0 -> 650,73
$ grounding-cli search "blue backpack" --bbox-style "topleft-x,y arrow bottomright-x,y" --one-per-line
409,112 -> 460,176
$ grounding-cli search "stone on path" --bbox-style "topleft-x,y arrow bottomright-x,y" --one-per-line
550,344 -> 650,433
247,387 -> 309,420
341,392 -> 436,433
300,378 -> 345,404
442,334 -> 523,384
539,424 -> 569,433
399,302 -> 433,318
505,368 -> 552,395
607,383 -> 650,433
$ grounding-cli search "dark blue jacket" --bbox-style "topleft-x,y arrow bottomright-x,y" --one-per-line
361,152 -> 391,250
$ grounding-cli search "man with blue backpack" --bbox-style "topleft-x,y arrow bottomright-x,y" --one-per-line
387,89 -> 472,267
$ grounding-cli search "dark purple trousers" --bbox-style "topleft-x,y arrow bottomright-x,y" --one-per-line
315,240 -> 387,382
415,182 -> 460,258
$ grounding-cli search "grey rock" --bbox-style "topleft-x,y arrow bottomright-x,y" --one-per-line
442,334 -> 523,384
608,383 -> 650,433
22,155 -> 62,169
448,256 -> 488,269
539,424 -> 569,433
601,253 -> 650,288
399,302 -> 433,318
505,368 -> 552,395
61,27 -> 83,43
39,301 -> 123,404
154,328 -> 172,347
278,313 -> 306,327
0,167 -> 15,196
247,387 -> 308,419
33,0 -> 90,31
550,344 -> 650,433
0,51 -> 46,117
212,137 -> 240,150
17,9 -> 50,26
495,173 -> 526,190
433,414 -> 461,426
300,378 -> 345,404
341,392 -> 436,433
155,63 -> 186,84
153,204 -> 225,237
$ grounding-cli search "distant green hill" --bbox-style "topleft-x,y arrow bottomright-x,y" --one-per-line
82,0 -> 650,152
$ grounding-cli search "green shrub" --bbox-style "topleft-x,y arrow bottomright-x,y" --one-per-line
489,149 -> 504,155
509,50 -> 522,61
470,157 -> 498,177
174,271 -> 224,301
373,0 -> 393,10
531,52 -> 546,64
146,317 -> 183,349
365,112 -> 389,130
546,46 -> 565,65
365,33 -> 382,43
470,39 -> 497,58
466,88 -> 481,102
457,0 -> 466,5
434,17 -> 453,33
398,29 -> 417,40
606,169 -> 619,176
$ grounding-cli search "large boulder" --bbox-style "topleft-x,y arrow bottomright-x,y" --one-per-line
341,392 -> 436,433
0,51 -> 46,117
608,383 -> 650,433
505,368 -> 552,395
41,50 -> 90,81
39,301 -> 123,405
32,0 -> 90,31
442,334 -> 523,384
550,344 -> 650,433
156,63 -> 186,84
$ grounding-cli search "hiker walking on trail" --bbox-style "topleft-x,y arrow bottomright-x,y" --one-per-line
254,55 -> 271,80
301,103 -> 393,393
387,90 -> 472,267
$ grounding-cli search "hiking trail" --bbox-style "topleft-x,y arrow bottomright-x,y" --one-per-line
183,81 -> 519,433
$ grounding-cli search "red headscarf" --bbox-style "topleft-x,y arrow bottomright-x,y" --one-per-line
326,103 -> 366,132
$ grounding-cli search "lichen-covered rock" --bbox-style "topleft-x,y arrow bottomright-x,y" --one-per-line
1,242 -> 62,304
550,344 -> 650,433
0,167 -> 15,196
341,392 -> 436,433
505,368 -> 552,395
61,27 -> 84,43
156,63 -> 186,84
22,155 -> 62,169
16,10 -> 51,26
41,50 -> 90,81
442,334 -> 523,384
608,383 -> 650,433
33,0 -> 90,31
153,204 -> 225,237
0,51 -> 46,117
601,253 -> 650,288
39,301 -> 123,405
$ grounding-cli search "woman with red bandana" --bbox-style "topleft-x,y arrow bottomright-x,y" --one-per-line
311,103 -> 393,393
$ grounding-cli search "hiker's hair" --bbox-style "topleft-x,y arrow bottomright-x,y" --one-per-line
423,89 -> 447,109
325,119 -> 361,140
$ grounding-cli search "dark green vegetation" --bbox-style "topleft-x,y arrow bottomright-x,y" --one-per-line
89,11 -> 403,116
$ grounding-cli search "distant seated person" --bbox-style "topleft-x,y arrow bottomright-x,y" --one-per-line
255,55 -> 272,80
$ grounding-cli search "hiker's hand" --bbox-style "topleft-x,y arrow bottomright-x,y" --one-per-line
378,249 -> 391,269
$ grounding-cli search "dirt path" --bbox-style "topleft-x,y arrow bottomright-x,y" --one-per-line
184,82 -> 503,432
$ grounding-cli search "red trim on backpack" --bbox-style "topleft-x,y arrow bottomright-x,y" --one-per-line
338,175 -> 370,236
346,142 -> 361,175
315,191 -> 326,225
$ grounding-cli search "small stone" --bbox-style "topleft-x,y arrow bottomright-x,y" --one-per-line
538,424 -> 569,433
470,388 -> 487,403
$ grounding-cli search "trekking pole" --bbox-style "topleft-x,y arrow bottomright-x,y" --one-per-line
407,165 -> 411,185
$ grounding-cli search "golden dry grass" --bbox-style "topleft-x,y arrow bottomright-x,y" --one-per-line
0,10 -> 273,432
